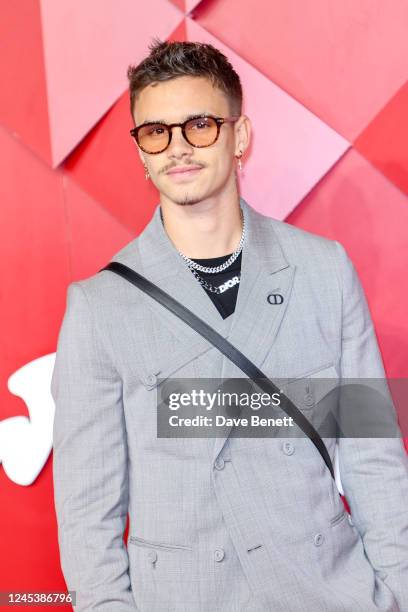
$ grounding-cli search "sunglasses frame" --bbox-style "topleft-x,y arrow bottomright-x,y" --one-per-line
130,114 -> 241,154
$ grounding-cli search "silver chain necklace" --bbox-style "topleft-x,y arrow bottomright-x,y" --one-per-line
188,263 -> 241,294
178,208 -> 245,273
178,208 -> 245,294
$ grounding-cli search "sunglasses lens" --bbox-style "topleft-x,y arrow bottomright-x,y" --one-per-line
137,124 -> 169,153
136,117 -> 218,153
185,117 -> 218,147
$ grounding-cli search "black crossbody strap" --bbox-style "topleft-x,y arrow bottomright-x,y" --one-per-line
99,261 -> 335,480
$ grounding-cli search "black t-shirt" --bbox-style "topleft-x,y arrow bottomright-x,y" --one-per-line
189,251 -> 242,319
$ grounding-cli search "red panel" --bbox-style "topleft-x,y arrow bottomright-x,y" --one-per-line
63,175 -> 134,281
168,0 -> 186,11
168,14 -> 188,42
0,125 -> 69,610
0,0 -> 51,165
63,93 -> 158,234
0,126 -> 68,414
286,148 -> 408,380
63,21 -> 187,235
355,82 -> 408,196
0,459 -> 70,610
193,0 -> 408,141
40,0 -> 182,167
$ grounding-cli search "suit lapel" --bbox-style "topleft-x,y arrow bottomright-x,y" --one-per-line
220,197 -> 294,368
113,199 -> 234,347
210,199 -> 296,463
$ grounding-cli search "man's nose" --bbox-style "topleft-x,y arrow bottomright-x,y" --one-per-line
167,126 -> 194,155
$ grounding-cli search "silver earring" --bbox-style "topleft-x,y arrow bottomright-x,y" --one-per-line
237,152 -> 243,172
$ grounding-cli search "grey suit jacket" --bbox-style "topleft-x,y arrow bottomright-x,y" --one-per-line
51,196 -> 408,611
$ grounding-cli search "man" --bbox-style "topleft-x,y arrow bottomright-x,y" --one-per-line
51,39 -> 408,611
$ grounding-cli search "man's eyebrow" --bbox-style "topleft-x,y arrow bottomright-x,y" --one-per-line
138,112 -> 212,126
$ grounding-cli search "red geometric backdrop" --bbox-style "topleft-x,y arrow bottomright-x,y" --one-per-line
0,1 -> 407,608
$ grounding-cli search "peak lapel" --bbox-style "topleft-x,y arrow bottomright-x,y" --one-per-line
211,198 -> 296,463
114,201 -> 233,348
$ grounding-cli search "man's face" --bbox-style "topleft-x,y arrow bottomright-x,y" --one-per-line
132,75 -> 249,207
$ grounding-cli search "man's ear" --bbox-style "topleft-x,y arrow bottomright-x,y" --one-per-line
235,114 -> 251,157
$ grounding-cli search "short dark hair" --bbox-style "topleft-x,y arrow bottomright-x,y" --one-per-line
127,38 -> 243,121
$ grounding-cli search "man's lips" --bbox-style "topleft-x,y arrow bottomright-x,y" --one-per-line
166,165 -> 202,175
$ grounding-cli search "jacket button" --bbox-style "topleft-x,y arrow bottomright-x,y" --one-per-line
145,373 -> 157,386
147,550 -> 157,563
282,441 -> 295,455
214,548 -> 225,562
314,533 -> 324,546
303,394 -> 314,407
214,457 -> 225,470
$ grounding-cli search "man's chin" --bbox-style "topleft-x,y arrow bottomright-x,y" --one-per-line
165,190 -> 206,207
175,196 -> 204,206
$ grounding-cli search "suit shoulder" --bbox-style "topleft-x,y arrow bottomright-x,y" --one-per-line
267,216 -> 334,247
67,235 -> 141,300
266,216 -> 341,263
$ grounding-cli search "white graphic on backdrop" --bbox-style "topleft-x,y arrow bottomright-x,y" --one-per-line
0,354 -> 56,486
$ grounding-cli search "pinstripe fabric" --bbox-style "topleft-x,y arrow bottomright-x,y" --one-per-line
51,197 -> 407,611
